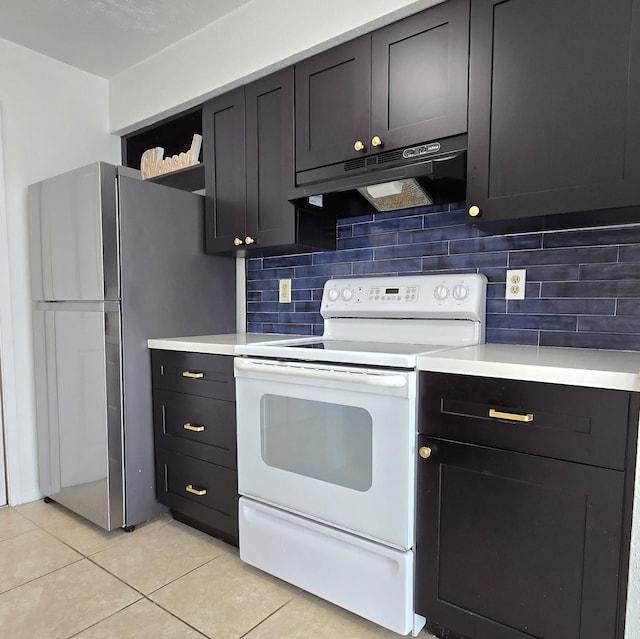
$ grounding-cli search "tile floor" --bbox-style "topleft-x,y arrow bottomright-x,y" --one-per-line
0,501 -> 436,639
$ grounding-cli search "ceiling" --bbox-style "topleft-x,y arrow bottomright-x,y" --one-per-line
0,0 -> 254,78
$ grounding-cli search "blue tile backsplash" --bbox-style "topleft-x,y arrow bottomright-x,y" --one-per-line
246,203 -> 640,350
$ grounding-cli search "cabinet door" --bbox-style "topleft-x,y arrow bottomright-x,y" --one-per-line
415,437 -> 625,639
295,36 -> 371,171
245,67 -> 295,248
371,0 -> 469,153
203,88 -> 246,253
466,0 -> 640,227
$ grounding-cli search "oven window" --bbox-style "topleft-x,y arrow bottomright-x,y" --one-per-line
260,395 -> 373,491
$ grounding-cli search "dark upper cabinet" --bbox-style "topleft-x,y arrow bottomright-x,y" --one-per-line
466,0 -> 640,229
203,88 -> 246,253
295,0 -> 470,176
204,68 -> 335,255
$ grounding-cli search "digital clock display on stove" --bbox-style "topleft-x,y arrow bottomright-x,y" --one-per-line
385,288 -> 400,294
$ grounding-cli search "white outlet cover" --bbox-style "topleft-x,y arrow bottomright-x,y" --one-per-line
505,269 -> 526,300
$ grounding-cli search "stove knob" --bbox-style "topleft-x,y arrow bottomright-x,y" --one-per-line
327,289 -> 339,301
434,285 -> 449,301
453,284 -> 469,301
341,288 -> 353,301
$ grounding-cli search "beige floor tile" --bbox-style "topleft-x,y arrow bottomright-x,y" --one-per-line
0,506 -> 37,541
244,591 -> 411,639
74,599 -> 206,638
16,499 -> 168,556
0,528 -> 82,593
150,552 -> 299,638
0,559 -> 141,639
91,518 -> 230,594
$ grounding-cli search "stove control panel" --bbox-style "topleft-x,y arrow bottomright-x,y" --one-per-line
321,274 -> 487,321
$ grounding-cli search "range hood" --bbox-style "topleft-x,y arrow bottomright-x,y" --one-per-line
290,134 -> 467,217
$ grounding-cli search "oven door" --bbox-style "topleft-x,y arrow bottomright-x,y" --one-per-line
234,357 -> 416,549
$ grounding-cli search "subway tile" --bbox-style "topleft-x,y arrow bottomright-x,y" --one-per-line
313,248 -> 373,264
291,276 -> 336,289
422,209 -> 469,228
294,263 -> 353,279
540,331 -> 640,350
487,299 -> 507,314
488,314 -> 577,331
404,224 -> 474,244
246,312 -> 279,323
336,226 -> 354,239
261,290 -> 279,302
262,254 -> 313,269
543,225 -> 640,249
507,298 -> 616,315
278,312 -> 322,324
617,299 -> 640,316
485,328 -> 539,346
618,244 -> 640,262
247,301 -> 280,313
262,323 -> 315,335
580,263 -> 640,281
294,301 -> 319,313
246,291 -> 262,302
246,258 -> 263,273
351,216 -> 423,236
374,241 -> 448,260
337,232 -> 398,250
542,281 -> 640,298
450,234 -> 542,255
481,268 -> 507,282
247,323 -> 264,333
520,264 -> 580,282
352,258 -> 422,275
509,246 -> 618,267
577,316 -> 640,334
375,207 -> 440,222
246,267 -> 295,281
421,252 -> 508,270
291,289 -> 312,302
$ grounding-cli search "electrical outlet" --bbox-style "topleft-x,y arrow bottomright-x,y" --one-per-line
505,269 -> 526,300
279,278 -> 292,303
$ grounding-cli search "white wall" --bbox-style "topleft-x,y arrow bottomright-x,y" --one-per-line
0,38 -> 120,504
109,0 -> 443,134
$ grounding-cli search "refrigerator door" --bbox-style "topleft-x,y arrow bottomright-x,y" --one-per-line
28,162 -> 119,302
33,301 -> 123,530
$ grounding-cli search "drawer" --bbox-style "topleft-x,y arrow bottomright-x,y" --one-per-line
156,448 -> 238,545
419,372 -> 633,470
154,389 -> 236,468
151,350 -> 235,400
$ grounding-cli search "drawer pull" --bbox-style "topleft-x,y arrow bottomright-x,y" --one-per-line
182,370 -> 204,379
489,408 -> 534,423
183,422 -> 205,432
185,484 -> 207,496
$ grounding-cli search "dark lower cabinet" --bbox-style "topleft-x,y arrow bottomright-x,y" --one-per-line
416,372 -> 639,639
151,349 -> 238,545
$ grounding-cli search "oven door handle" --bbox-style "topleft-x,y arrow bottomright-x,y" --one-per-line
235,359 -> 407,388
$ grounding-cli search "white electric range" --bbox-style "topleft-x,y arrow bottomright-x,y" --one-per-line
234,273 -> 487,636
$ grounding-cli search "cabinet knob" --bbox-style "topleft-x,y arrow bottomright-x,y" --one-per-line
233,237 -> 244,246
245,236 -> 255,245
468,205 -> 481,218
371,135 -> 382,147
354,140 -> 365,152
419,446 -> 432,459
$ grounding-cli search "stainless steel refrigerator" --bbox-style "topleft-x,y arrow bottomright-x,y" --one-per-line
28,162 -> 235,531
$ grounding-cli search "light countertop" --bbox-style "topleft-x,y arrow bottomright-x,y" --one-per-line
417,343 -> 640,392
147,333 -> 304,356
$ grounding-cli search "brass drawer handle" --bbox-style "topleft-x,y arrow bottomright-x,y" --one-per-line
183,422 -> 205,432
489,408 -> 534,423
182,371 -> 204,379
186,484 -> 207,496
